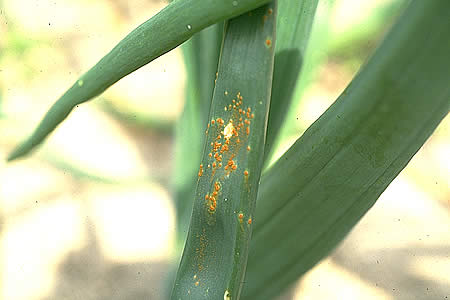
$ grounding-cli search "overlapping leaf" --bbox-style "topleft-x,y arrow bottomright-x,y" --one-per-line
242,1 -> 450,299
173,24 -> 223,247
263,0 -> 319,164
172,3 -> 277,299
7,0 -> 271,161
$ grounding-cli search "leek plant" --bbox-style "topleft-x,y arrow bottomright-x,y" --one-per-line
7,0 -> 449,299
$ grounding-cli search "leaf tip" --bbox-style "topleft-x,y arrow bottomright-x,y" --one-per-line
6,146 -> 25,162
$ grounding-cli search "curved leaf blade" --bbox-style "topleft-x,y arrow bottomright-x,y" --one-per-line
7,0 -> 271,161
242,0 -> 450,299
263,0 -> 319,164
173,24 -> 223,248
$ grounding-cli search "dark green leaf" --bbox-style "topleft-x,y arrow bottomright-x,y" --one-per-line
242,1 -> 450,299
264,0 -> 319,165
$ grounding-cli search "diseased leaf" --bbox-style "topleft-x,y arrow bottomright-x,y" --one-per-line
171,3 -> 277,299
173,23 -> 223,248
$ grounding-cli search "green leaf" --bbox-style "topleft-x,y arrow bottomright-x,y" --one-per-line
7,0 -> 272,162
242,1 -> 450,299
263,0 -> 319,165
264,0 -> 335,167
171,3 -> 277,299
173,23 -> 223,247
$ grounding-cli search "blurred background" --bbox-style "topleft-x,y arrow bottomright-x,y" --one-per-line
0,0 -> 448,299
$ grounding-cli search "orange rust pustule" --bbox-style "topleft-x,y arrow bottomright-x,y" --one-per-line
208,195 -> 217,212
204,91 -> 252,181
265,38 -> 272,47
198,164 -> 203,177
205,182 -> 220,213
220,144 -> 229,153
214,181 -> 221,192
214,152 -> 222,162
213,142 -> 222,153
248,218 -> 252,225
226,155 -> 237,173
